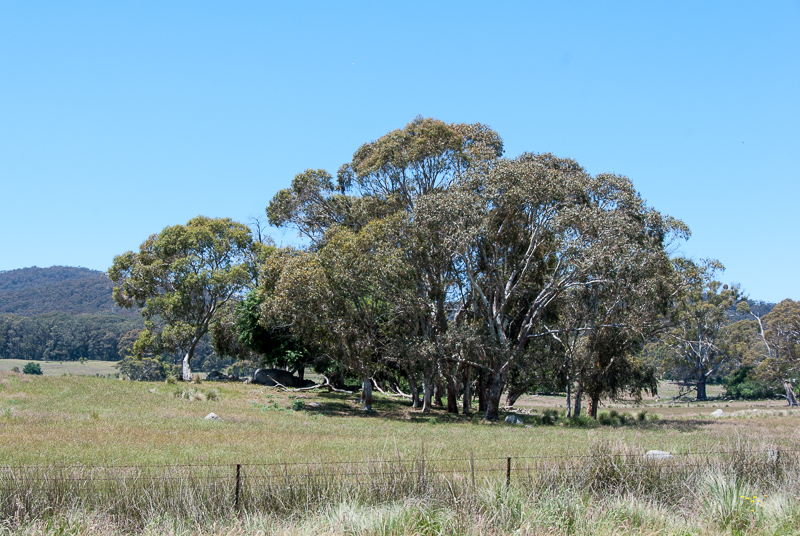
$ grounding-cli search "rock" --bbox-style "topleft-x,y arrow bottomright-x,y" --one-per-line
644,450 -> 673,460
308,402 -> 323,409
711,409 -> 724,418
505,414 -> 524,425
252,368 -> 316,388
204,412 -> 222,421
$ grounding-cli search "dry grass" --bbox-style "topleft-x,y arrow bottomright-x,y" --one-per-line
1,372 -> 800,534
1,372 -> 799,466
0,359 -> 119,377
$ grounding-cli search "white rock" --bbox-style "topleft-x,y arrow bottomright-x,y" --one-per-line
205,412 -> 223,421
644,450 -> 674,460
711,409 -> 724,417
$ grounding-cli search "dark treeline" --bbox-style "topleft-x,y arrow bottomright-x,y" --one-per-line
0,267 -> 229,370
0,312 -> 142,361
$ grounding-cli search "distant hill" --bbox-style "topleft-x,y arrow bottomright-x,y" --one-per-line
0,266 -> 222,369
0,266 -> 132,316
725,299 -> 775,322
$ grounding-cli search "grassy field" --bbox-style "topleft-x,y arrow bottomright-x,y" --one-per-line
1,371 -> 799,535
0,359 -> 119,377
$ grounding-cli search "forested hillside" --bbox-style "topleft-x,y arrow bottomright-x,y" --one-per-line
0,266 -> 131,316
0,267 -> 139,361
0,266 -> 224,368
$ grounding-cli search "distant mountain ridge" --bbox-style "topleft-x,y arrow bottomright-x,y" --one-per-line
0,266 -> 132,316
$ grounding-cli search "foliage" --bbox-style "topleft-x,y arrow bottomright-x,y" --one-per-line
751,299 -> 800,405
264,118 -> 690,420
0,312 -> 144,362
115,356 -> 167,381
109,216 -> 259,381
0,266 -> 135,317
725,366 -> 774,400
664,259 -> 741,400
22,361 -> 42,375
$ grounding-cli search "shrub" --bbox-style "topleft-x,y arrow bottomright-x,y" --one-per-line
10,366 -> 20,373
725,366 -> 774,400
292,399 -> 305,411
116,356 -> 167,382
22,362 -> 42,375
541,408 -> 560,425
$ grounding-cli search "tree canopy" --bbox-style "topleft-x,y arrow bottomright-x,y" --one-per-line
108,216 -> 259,380
263,117 -> 689,419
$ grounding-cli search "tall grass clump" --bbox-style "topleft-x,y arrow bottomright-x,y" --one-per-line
1,442 -> 798,535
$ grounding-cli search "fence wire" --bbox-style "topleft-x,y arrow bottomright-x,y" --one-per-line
1,449 -> 798,521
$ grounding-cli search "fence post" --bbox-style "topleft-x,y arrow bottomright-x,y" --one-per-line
234,464 -> 241,512
470,449 -> 476,488
506,457 -> 511,489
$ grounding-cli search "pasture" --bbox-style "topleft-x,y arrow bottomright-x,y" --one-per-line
1,371 -> 799,535
0,359 -> 119,377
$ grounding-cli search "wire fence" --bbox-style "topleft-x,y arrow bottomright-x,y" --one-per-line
2,448 -> 798,522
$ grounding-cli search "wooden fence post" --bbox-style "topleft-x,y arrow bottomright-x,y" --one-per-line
234,464 -> 241,512
506,457 -> 511,489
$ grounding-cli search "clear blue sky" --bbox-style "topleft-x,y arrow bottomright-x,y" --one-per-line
1,1 -> 798,302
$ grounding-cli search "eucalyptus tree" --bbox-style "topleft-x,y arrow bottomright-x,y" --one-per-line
437,153 -> 685,420
262,217 -> 411,410
267,117 -> 503,412
663,259 -> 740,400
747,299 -> 800,405
545,211 -> 683,417
108,216 -> 258,381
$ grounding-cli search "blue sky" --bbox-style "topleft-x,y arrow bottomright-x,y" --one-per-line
1,1 -> 798,302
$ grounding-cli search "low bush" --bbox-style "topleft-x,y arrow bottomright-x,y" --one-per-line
22,362 -> 42,375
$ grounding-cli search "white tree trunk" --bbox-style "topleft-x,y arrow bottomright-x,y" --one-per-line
182,352 -> 193,382
422,378 -> 433,413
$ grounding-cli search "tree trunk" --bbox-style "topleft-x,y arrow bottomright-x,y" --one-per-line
505,389 -> 523,407
696,377 -> 708,401
477,370 -> 487,413
587,390 -> 600,419
409,379 -> 421,409
566,381 -> 572,418
446,367 -> 459,414
433,382 -> 443,407
422,378 -> 433,413
784,380 -> 799,407
361,376 -> 373,411
182,349 -> 194,382
462,365 -> 472,415
329,370 -> 346,390
484,371 -> 505,421
572,372 -> 584,417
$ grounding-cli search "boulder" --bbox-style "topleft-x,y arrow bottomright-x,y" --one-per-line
644,450 -> 673,460
252,368 -> 316,388
308,402 -> 323,409
711,409 -> 724,418
505,414 -> 524,425
204,412 -> 223,421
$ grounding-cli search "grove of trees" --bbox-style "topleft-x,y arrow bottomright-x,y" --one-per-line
106,118 -> 799,415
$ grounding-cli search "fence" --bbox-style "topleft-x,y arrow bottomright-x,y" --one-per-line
2,448 -> 798,522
